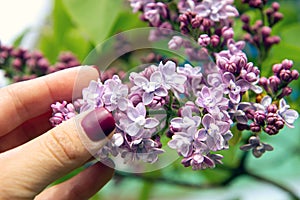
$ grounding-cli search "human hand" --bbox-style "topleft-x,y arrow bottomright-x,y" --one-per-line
0,66 -> 116,200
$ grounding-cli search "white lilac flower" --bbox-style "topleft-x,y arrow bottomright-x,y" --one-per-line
278,98 -> 299,128
195,86 -> 228,116
120,103 -> 159,137
197,114 -> 231,151
80,79 -> 105,112
158,61 -> 187,93
223,72 -> 249,104
103,75 -> 129,111
132,71 -> 168,105
168,130 -> 194,157
196,0 -> 239,22
170,106 -> 201,131
177,64 -> 202,95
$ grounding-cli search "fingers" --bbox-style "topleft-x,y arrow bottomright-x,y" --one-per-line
0,66 -> 99,137
0,108 -> 115,200
35,161 -> 114,200
0,111 -> 52,152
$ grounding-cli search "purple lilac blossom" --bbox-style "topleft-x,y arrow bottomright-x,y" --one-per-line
103,75 -> 129,111
119,103 -> 159,137
129,0 -> 154,13
277,98 -> 299,128
50,101 -> 76,126
80,79 -> 105,112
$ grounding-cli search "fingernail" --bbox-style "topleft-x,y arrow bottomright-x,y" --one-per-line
81,108 -> 115,141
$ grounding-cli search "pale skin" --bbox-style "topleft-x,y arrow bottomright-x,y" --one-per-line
0,67 -> 114,200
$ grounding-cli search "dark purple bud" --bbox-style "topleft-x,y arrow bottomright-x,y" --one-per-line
281,59 -> 293,69
261,26 -> 271,37
272,63 -> 282,74
198,34 -> 210,47
273,12 -> 283,23
275,119 -> 284,129
191,16 -> 202,28
267,104 -> 277,113
264,125 -> 278,135
12,58 -> 23,71
211,35 -> 220,47
279,69 -> 292,82
179,14 -> 189,25
277,87 -> 292,99
241,14 -> 250,23
166,130 -> 174,138
272,2 -> 280,11
201,18 -> 211,30
254,110 -> 266,125
269,75 -> 280,92
266,8 -> 273,17
291,70 -> 299,80
253,20 -> 263,31
246,109 -> 256,120
267,113 -> 277,124
37,58 -> 50,71
250,122 -> 261,132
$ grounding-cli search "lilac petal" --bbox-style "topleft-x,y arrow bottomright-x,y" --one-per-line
182,106 -> 192,118
203,155 -> 215,167
154,87 -> 168,97
229,92 -> 240,104
279,98 -> 287,109
112,133 -> 124,146
240,144 -> 253,151
127,106 -> 140,121
150,71 -> 163,83
201,86 -> 210,98
202,114 -> 214,129
282,109 -> 299,128
134,75 -> 148,87
162,61 -> 176,75
261,95 -> 272,108
223,72 -> 235,84
170,117 -> 183,129
250,84 -> 263,94
118,98 -> 128,111
143,92 -> 154,105
126,123 -> 140,136
195,129 -> 207,141
236,79 -> 250,92
145,118 -> 159,129
207,73 -> 222,87
136,102 -> 146,116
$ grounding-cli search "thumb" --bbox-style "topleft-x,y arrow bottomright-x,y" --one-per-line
0,107 -> 115,199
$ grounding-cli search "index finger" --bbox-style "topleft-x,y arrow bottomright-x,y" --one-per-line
0,66 -> 99,137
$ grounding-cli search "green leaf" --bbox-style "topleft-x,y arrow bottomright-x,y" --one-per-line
12,28 -> 30,47
62,0 -> 123,44
108,11 -> 148,36
229,125 -> 242,146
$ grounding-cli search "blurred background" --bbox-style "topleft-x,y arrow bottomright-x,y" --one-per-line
1,0 -> 300,199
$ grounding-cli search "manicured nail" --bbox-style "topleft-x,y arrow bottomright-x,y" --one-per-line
81,108 -> 115,141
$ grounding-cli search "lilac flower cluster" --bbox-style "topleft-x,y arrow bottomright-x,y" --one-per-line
50,0 -> 299,169
0,42 -> 80,82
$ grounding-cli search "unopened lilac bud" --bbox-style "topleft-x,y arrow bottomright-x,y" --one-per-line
279,69 -> 292,82
249,136 -> 260,145
269,75 -> 280,92
254,110 -> 266,125
277,87 -> 292,99
272,63 -> 282,74
166,130 -> 174,138
241,14 -> 250,23
12,58 -> 23,70
264,125 -> 278,135
266,8 -> 273,17
179,14 -> 189,25
267,104 -> 277,113
191,15 -> 202,28
281,59 -> 293,69
272,36 -> 281,44
273,12 -> 283,23
267,113 -> 277,124
250,122 -> 261,132
272,2 -> 280,11
37,58 -> 50,71
198,34 -> 210,47
261,26 -> 271,37
253,20 -> 263,31
291,70 -> 299,80
211,35 -> 220,47
246,109 -> 255,120
275,119 -> 284,129
202,18 -> 211,30
222,27 -> 234,39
